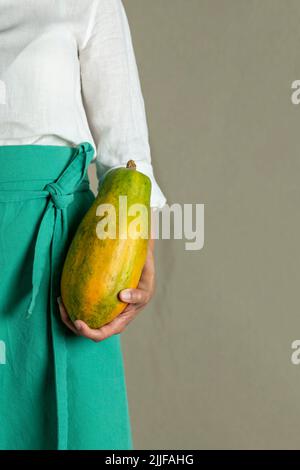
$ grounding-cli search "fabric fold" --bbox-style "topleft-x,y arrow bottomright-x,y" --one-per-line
0,141 -> 94,450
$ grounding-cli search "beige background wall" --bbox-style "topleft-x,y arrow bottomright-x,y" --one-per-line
89,0 -> 300,449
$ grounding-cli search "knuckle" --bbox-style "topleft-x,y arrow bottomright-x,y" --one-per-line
115,327 -> 124,335
142,291 -> 151,304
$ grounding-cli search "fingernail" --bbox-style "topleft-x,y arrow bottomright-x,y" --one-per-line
121,290 -> 131,301
74,320 -> 82,331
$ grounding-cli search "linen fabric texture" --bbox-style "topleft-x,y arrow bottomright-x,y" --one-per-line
0,143 -> 132,450
0,0 -> 166,209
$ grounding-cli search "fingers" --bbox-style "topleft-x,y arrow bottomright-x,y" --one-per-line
57,241 -> 156,342
57,297 -> 79,335
74,308 -> 137,342
74,320 -> 110,342
57,296 -> 138,342
58,281 -> 154,342
73,286 -> 153,342
119,288 -> 150,305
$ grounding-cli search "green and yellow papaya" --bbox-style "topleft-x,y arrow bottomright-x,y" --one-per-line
61,160 -> 151,329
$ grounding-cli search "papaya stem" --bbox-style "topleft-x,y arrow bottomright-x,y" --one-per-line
126,160 -> 136,169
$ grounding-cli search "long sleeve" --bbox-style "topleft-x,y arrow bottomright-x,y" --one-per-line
79,0 -> 166,209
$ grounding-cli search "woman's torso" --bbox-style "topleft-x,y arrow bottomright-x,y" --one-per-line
0,0 -> 96,148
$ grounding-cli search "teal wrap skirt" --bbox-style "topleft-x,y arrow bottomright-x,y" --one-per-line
0,142 -> 132,450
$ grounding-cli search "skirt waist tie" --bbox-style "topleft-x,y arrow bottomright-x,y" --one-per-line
0,141 -> 94,450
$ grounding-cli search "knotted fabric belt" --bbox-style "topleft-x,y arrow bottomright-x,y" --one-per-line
0,141 -> 95,449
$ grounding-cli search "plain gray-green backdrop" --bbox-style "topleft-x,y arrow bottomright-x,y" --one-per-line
89,0 -> 300,449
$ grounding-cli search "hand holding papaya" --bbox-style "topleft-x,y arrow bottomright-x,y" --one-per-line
60,161 -> 152,329
58,238 -> 155,341
58,160 -> 155,340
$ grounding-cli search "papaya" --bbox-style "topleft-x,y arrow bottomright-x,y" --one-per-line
61,160 -> 151,329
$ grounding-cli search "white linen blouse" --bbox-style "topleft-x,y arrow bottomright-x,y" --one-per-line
0,0 -> 166,208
